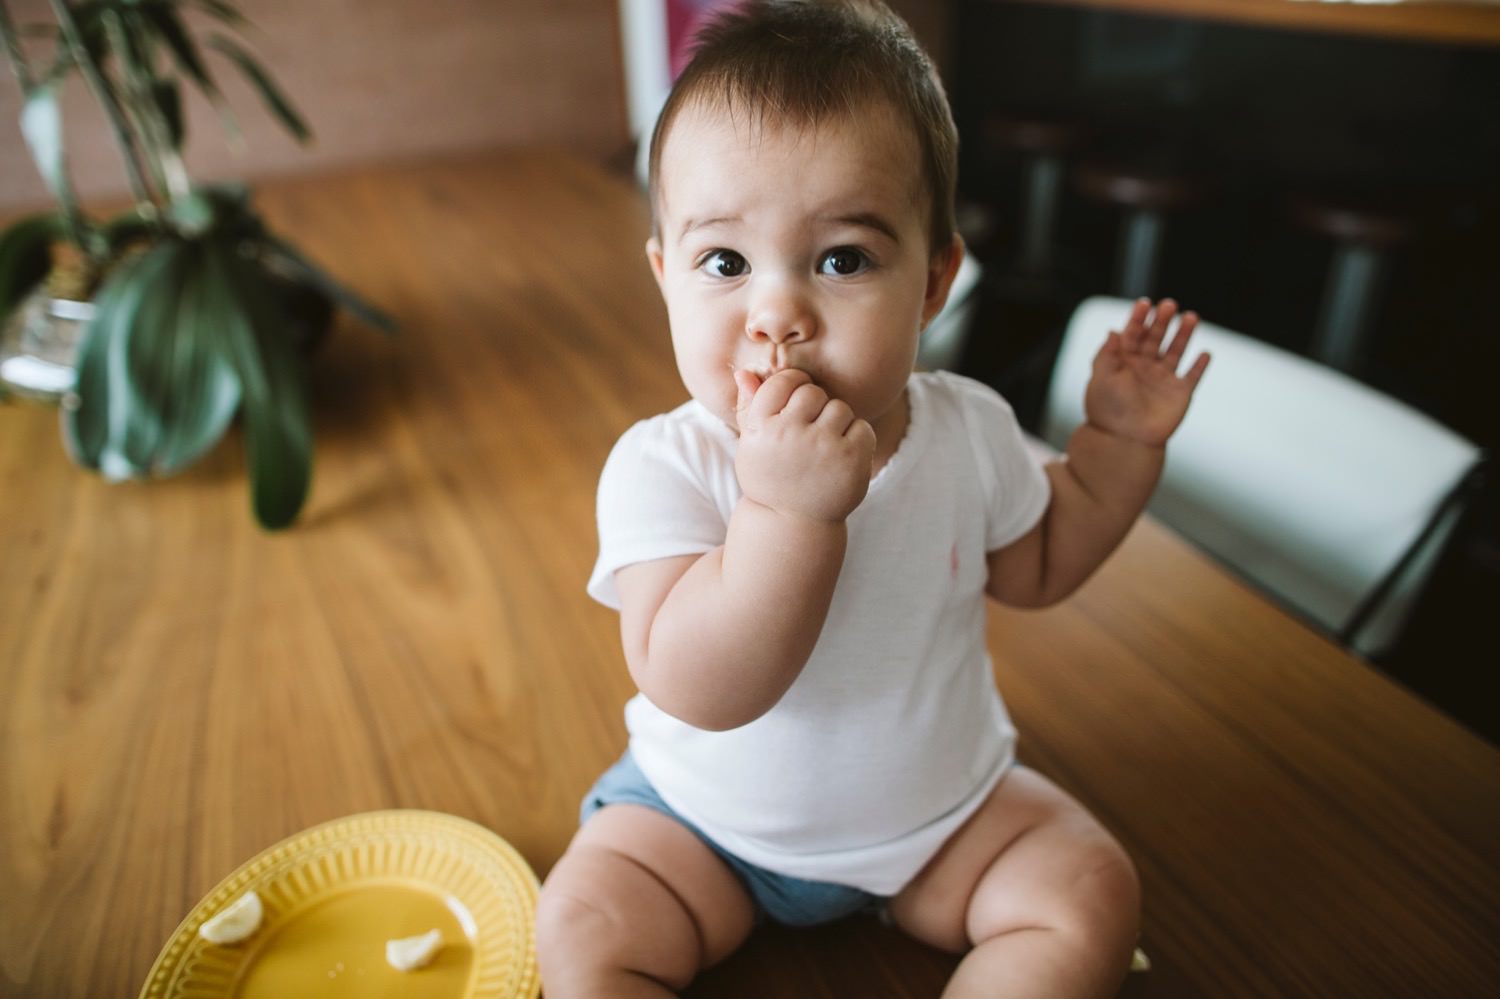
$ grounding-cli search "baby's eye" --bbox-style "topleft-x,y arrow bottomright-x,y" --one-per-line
701,250 -> 748,278
819,247 -> 870,277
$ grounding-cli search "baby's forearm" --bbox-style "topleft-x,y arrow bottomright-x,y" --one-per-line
1038,422 -> 1164,601
640,498 -> 847,731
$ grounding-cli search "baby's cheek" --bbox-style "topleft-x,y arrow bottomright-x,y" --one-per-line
677,359 -> 738,429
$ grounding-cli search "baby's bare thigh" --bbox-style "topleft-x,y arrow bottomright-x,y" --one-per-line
536,804 -> 756,987
888,767 -> 1138,954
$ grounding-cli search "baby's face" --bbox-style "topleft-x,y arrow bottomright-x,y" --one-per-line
648,102 -> 961,434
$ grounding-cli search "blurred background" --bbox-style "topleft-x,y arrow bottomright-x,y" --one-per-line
1,0 -> 1494,740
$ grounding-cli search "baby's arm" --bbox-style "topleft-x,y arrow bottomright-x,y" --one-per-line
987,299 -> 1209,607
616,369 -> 875,731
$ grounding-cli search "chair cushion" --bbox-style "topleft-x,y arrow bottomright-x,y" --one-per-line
1041,296 -> 1479,651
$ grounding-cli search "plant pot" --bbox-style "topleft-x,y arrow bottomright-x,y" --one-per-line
0,287 -> 96,404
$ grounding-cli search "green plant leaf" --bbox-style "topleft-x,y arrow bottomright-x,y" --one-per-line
134,243 -> 243,474
200,182 -> 252,225
205,34 -> 310,143
64,244 -> 177,476
38,43 -> 75,88
270,273 -> 335,354
142,3 -> 219,98
56,4 -> 112,66
186,0 -> 249,28
166,190 -> 219,235
113,245 -> 184,469
97,241 -> 243,475
20,83 -> 74,205
0,214 -> 64,323
258,235 -> 395,333
208,241 -> 311,529
112,6 -> 155,73
102,207 -> 157,252
152,78 -> 184,149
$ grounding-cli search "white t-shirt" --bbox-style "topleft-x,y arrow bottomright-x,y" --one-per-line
587,371 -> 1052,895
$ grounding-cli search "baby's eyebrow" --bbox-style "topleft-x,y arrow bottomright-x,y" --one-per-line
819,212 -> 901,244
680,216 -> 740,239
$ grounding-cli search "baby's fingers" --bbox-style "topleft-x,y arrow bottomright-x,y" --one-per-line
1143,299 -> 1178,356
845,417 -> 877,457
1182,350 -> 1211,390
1161,310 -> 1199,371
1118,298 -> 1153,353
1091,330 -> 1127,377
747,368 -> 813,419
815,397 -> 856,435
782,382 -> 830,423
734,369 -> 763,418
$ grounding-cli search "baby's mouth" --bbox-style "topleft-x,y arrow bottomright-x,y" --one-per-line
733,361 -> 801,382
739,345 -> 803,383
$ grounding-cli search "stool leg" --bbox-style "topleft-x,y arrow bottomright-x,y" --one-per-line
1117,208 -> 1164,299
1019,153 -> 1064,274
1311,243 -> 1384,372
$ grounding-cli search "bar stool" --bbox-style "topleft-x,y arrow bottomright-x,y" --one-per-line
982,117 -> 1089,277
1073,159 -> 1206,300
1289,197 -> 1414,373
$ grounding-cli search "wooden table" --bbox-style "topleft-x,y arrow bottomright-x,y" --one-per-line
2,149 -> 1496,998
1009,0 -> 1500,49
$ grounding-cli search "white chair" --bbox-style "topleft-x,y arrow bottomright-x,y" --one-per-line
917,251 -> 983,372
1039,296 -> 1484,658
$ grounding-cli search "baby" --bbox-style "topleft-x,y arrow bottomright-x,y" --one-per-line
536,2 -> 1210,996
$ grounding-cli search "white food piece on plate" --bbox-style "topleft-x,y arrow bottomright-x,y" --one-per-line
1131,947 -> 1152,972
198,890 -> 264,945
386,928 -> 443,971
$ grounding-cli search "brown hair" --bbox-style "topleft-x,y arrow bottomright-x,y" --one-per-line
647,0 -> 958,254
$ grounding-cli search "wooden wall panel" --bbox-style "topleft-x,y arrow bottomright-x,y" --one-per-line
0,0 -> 632,212
0,0 -> 953,216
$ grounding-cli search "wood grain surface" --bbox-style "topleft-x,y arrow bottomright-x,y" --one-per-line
2,149 -> 1496,998
1002,0 -> 1500,49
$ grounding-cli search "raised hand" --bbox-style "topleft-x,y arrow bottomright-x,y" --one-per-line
733,368 -> 876,523
1084,298 -> 1211,447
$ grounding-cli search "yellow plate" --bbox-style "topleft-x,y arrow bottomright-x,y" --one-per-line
139,810 -> 540,999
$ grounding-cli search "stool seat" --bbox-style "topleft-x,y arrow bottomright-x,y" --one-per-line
1072,159 -> 1208,299
1288,195 -> 1419,372
982,115 -> 1092,278
1074,162 -> 1204,212
1291,199 -> 1413,247
984,117 -> 1088,156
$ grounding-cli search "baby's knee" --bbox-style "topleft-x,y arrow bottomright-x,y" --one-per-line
536,883 -> 639,995
1060,838 -> 1141,952
534,852 -> 701,995
535,882 -> 606,958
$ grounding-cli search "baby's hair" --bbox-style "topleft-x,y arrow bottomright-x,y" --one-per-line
647,0 -> 958,254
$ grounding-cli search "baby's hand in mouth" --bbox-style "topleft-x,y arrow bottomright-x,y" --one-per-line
731,365 -> 870,522
733,365 -> 813,414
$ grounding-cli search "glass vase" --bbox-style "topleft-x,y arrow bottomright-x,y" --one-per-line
0,287 -> 96,404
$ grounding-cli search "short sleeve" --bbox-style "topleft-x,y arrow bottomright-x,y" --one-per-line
947,374 -> 1052,552
586,415 -> 732,610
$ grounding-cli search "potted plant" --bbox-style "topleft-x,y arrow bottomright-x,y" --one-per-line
0,0 -> 393,529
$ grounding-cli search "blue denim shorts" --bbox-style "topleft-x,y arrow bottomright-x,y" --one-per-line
580,750 -> 887,927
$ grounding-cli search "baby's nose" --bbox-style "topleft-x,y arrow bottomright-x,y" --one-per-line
746,321 -> 806,345
745,283 -> 815,344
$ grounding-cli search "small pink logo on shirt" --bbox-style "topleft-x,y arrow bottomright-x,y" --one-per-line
950,543 -> 959,580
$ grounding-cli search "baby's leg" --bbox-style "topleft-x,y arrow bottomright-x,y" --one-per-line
887,768 -> 1140,999
535,803 -> 756,997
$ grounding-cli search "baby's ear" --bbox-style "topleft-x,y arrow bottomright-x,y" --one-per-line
921,235 -> 966,330
645,236 -> 666,290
